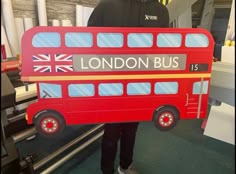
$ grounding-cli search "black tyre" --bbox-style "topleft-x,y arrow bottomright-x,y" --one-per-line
153,106 -> 179,131
34,110 -> 65,138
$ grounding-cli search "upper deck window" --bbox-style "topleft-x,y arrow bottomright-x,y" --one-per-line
97,33 -> 123,47
157,34 -> 182,47
128,33 -> 153,47
185,34 -> 209,47
32,32 -> 60,47
65,32 -> 93,47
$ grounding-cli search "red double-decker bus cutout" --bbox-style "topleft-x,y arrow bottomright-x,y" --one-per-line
21,27 -> 214,137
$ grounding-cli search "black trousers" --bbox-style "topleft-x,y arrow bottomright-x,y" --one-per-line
101,122 -> 139,174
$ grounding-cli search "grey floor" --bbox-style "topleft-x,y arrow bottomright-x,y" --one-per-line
46,120 -> 235,174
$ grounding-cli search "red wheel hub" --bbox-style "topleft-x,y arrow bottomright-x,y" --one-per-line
40,117 -> 59,133
158,112 -> 174,127
45,122 -> 54,129
163,116 -> 170,123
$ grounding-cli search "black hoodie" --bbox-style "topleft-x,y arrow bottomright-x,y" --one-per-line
87,0 -> 169,27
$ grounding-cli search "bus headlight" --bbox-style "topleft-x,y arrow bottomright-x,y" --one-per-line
25,113 -> 28,121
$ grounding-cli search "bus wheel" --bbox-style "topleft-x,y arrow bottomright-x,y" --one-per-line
34,111 -> 65,138
153,107 -> 179,131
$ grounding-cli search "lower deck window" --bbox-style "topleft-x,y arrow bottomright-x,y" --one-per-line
39,83 -> 62,98
68,84 -> 94,97
155,82 -> 178,94
193,81 -> 209,94
99,83 -> 123,96
127,82 -> 151,95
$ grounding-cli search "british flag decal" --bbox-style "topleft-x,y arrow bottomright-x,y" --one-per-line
33,65 -> 52,72
33,54 -> 51,61
55,54 -> 73,61
55,65 -> 73,72
33,54 -> 73,73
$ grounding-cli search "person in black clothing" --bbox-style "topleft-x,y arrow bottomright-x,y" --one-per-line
87,0 -> 169,174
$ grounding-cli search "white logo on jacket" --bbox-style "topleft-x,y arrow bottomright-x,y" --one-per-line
145,15 -> 158,20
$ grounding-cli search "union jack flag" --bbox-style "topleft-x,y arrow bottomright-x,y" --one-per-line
33,54 -> 51,61
55,65 -> 73,72
33,65 -> 51,72
55,54 -> 73,61
33,54 -> 73,73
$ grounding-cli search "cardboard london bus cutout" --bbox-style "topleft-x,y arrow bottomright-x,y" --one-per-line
21,27 -> 214,137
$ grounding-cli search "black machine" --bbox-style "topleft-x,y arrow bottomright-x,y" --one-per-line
1,72 -> 34,174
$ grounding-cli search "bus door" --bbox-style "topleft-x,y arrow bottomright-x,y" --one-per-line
185,78 -> 209,119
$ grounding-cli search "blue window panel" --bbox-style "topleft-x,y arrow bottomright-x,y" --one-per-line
128,33 -> 153,47
68,84 -> 94,97
65,32 -> 93,47
99,83 -> 123,96
193,81 -> 209,94
157,34 -> 182,47
127,83 -> 151,95
155,82 -> 178,94
97,33 -> 123,47
185,34 -> 209,47
32,32 -> 60,47
39,83 -> 62,98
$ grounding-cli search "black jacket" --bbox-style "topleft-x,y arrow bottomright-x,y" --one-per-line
88,0 -> 169,27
